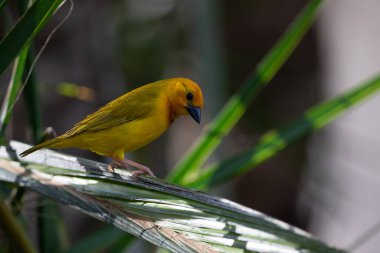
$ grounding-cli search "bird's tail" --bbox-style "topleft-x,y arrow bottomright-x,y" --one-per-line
20,137 -> 66,157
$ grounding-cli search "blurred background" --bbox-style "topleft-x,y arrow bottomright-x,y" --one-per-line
2,0 -> 380,252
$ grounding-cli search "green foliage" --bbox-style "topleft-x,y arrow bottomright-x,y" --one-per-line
0,193 -> 37,253
0,1 -> 65,252
0,0 -> 63,78
0,0 -> 379,252
38,200 -> 68,253
167,0 -> 323,184
186,74 -> 380,189
0,46 -> 29,142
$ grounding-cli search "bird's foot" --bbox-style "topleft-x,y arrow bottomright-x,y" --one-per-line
131,170 -> 147,178
130,164 -> 155,179
126,159 -> 156,178
107,161 -> 121,173
111,158 -> 156,178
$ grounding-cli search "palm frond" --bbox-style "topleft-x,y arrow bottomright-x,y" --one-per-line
0,141 -> 344,253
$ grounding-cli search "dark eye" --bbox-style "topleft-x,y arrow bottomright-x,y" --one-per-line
186,92 -> 194,101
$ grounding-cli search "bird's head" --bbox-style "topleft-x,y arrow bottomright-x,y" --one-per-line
166,78 -> 203,123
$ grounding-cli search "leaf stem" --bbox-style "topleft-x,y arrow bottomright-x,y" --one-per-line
0,198 -> 37,253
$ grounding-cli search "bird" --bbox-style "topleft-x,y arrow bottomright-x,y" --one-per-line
20,77 -> 203,177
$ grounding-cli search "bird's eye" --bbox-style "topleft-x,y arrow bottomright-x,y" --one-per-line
186,92 -> 194,101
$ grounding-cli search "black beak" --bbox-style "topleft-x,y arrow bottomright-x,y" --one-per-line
186,105 -> 201,124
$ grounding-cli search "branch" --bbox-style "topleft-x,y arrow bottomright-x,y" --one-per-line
0,141 -> 344,253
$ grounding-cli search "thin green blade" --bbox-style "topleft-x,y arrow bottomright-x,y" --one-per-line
38,200 -> 68,253
0,46 -> 29,142
167,0 -> 323,184
0,195 -> 37,253
0,0 -> 63,78
0,0 -> 9,13
188,74 -> 380,189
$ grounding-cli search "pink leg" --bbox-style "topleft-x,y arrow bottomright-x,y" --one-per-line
109,158 -> 156,178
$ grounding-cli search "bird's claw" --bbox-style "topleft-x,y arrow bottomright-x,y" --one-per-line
107,161 -> 122,173
132,170 -> 146,178
131,168 -> 156,179
109,158 -> 156,178
107,164 -> 115,173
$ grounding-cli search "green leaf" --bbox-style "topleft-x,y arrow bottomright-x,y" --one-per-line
17,0 -> 43,143
22,53 -> 42,143
0,194 -> 37,253
0,0 -> 63,78
187,74 -> 380,189
167,0 -> 323,185
0,45 -> 29,141
38,200 -> 68,253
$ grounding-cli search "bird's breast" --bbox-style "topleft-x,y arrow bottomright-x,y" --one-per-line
118,114 -> 169,151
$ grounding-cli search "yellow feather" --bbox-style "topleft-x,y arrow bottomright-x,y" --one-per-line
21,78 -> 203,166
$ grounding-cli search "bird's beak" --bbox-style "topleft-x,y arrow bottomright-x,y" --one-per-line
186,105 -> 201,124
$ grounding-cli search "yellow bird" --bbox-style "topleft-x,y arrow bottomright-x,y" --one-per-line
20,77 -> 203,177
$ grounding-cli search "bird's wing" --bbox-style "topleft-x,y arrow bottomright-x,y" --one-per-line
64,88 -> 158,137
